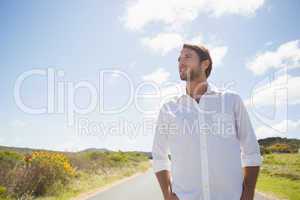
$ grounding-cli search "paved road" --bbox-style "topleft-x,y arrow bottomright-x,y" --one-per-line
87,170 -> 272,200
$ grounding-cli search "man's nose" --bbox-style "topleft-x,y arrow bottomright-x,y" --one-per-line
179,57 -> 187,64
179,61 -> 186,68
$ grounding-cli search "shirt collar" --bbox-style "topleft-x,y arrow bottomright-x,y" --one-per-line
180,81 -> 219,99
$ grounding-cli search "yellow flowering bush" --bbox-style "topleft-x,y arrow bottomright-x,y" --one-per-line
26,151 -> 76,177
11,151 -> 76,198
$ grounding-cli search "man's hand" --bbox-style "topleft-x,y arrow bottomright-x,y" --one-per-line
240,182 -> 255,200
240,166 -> 260,200
165,192 -> 180,200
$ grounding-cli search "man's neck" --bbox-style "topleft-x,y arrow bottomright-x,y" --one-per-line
186,79 -> 208,101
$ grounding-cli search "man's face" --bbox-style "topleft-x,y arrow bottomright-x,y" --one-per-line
178,47 -> 202,81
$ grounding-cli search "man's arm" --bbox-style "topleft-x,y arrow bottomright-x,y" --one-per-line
155,170 -> 173,200
241,166 -> 260,200
234,94 -> 263,200
152,105 -> 174,200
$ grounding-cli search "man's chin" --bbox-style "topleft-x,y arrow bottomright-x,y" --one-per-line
180,75 -> 187,81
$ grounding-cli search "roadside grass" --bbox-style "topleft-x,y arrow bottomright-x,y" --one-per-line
0,150 -> 151,200
35,161 -> 150,200
256,153 -> 300,200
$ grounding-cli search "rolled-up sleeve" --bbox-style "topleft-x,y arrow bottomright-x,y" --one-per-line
234,94 -> 263,167
151,105 -> 171,173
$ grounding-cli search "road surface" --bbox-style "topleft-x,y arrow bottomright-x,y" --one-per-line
86,170 -> 273,200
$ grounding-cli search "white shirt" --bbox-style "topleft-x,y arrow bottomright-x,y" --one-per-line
152,82 -> 262,200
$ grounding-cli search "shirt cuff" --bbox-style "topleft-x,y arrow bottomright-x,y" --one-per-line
152,159 -> 171,173
241,153 -> 263,167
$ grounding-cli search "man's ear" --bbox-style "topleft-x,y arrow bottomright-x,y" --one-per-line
200,59 -> 210,72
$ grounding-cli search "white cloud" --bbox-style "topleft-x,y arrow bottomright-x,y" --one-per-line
122,0 -> 265,31
208,0 -> 265,17
256,119 -> 300,139
247,40 -> 300,75
140,33 -> 184,55
141,33 -> 228,66
210,46 -> 228,66
246,73 -> 300,107
142,68 -> 171,85
245,72 -> 300,139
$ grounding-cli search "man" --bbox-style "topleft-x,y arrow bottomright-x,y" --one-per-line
152,43 -> 262,200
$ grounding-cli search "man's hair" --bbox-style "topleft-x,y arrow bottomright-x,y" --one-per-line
183,43 -> 213,78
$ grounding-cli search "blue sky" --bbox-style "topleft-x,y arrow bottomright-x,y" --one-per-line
0,0 -> 299,152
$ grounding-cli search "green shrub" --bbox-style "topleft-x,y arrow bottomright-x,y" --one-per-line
0,151 -> 23,186
8,151 -> 76,198
260,145 -> 271,155
267,143 -> 296,153
0,185 -> 7,197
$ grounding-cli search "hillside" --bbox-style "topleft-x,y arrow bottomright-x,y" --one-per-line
258,137 -> 300,154
258,137 -> 300,148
